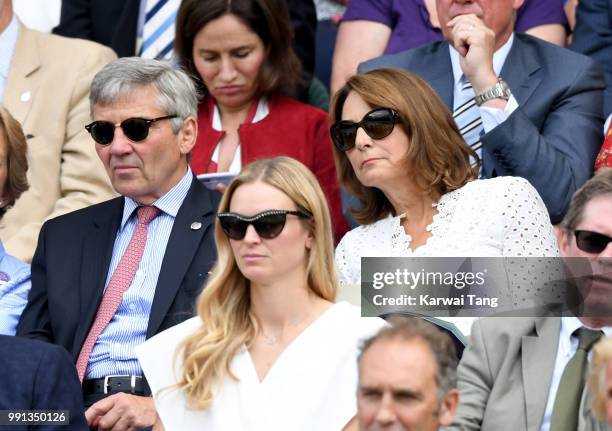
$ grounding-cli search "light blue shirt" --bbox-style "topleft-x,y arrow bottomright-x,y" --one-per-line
0,240 -> 31,335
0,15 -> 19,102
449,33 -> 519,134
86,168 -> 193,379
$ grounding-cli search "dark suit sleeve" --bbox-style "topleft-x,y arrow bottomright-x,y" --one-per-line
571,0 -> 612,116
16,222 -> 54,342
481,58 -> 605,223
53,0 -> 94,39
32,344 -> 88,430
443,320 -> 492,431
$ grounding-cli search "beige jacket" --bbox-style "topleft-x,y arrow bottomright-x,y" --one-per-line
1,22 -> 117,261
445,316 -> 608,431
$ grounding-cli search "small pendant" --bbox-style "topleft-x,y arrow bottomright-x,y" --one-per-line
263,334 -> 279,345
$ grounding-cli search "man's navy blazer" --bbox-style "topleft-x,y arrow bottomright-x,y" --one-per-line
361,33 -> 605,223
16,177 -> 219,360
0,335 -> 88,430
571,0 -> 612,117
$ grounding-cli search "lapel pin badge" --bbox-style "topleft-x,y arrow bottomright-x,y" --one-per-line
20,91 -> 31,102
190,221 -> 202,231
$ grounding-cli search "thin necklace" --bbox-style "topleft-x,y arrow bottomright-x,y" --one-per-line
260,312 -> 312,346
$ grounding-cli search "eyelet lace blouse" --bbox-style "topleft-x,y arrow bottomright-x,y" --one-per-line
335,177 -> 560,333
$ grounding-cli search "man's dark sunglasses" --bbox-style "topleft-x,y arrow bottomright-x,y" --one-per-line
85,115 -> 177,145
218,210 -> 311,240
330,107 -> 400,152
573,230 -> 612,254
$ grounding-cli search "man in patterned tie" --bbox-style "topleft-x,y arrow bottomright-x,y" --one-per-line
17,57 -> 220,430
359,0 -> 605,224
444,170 -> 612,431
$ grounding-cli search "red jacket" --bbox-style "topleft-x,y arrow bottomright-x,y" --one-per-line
191,95 -> 349,242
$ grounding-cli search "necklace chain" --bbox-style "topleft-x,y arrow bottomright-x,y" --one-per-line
260,313 -> 312,346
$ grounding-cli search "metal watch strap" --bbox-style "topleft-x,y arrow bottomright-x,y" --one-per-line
474,79 -> 511,106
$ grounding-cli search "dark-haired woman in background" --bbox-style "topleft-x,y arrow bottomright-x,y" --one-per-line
175,0 -> 348,242
0,106 -> 30,335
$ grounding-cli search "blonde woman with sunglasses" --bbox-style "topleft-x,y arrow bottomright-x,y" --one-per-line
136,157 -> 385,431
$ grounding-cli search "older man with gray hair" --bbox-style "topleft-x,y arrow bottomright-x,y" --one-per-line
357,317 -> 459,431
17,57 -> 220,430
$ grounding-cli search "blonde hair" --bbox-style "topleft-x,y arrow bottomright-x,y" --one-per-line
589,337 -> 612,421
176,156 -> 337,409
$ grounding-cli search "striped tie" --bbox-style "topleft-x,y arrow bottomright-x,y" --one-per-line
139,0 -> 180,60
453,80 -> 483,170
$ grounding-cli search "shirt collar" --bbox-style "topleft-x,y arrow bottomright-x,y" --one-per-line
449,32 -> 515,86
0,15 -> 19,81
120,166 -> 193,229
0,240 -> 6,261
211,96 -> 269,131
560,315 -> 612,350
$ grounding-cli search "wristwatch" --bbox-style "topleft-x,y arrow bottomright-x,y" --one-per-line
474,79 -> 512,106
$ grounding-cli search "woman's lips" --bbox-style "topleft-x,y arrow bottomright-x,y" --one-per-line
216,85 -> 244,96
361,158 -> 381,168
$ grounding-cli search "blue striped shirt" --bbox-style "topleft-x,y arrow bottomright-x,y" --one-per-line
86,168 -> 193,379
0,241 -> 31,335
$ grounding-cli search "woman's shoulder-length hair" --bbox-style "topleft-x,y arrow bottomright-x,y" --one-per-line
175,0 -> 302,99
329,68 -> 479,225
175,156 -> 337,410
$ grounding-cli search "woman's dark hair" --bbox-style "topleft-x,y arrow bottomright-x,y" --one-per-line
330,68 -> 479,225
175,0 -> 302,98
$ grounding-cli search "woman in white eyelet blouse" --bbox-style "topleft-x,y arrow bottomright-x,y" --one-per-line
329,69 -> 559,334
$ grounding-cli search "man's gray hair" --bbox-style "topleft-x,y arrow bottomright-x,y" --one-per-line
89,57 -> 198,133
358,316 -> 458,400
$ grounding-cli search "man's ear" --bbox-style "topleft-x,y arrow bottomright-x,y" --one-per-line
438,389 -> 459,426
513,0 -> 526,11
178,116 -> 198,155
558,228 -> 570,258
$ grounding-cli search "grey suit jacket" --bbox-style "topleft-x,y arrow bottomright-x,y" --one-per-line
445,317 -> 607,431
361,33 -> 605,224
